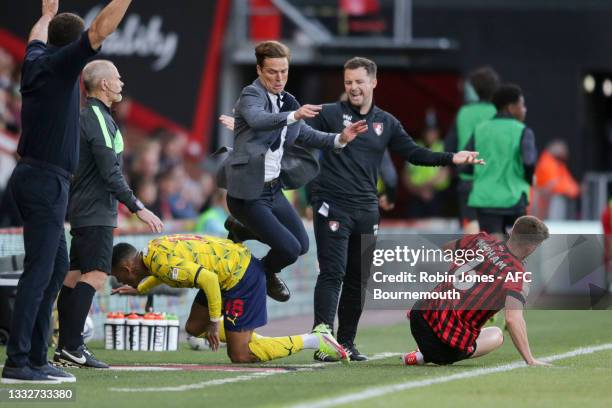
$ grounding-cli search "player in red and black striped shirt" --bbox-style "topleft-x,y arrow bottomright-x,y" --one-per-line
404,215 -> 551,366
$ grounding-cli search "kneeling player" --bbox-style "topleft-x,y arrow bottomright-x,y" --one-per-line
111,234 -> 348,364
404,216 -> 551,367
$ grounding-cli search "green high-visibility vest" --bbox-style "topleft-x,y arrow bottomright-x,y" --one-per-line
468,118 -> 530,208
456,102 -> 496,181
406,141 -> 450,190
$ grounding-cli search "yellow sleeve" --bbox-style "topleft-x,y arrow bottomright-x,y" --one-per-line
195,269 -> 222,321
137,276 -> 163,294
150,253 -> 223,321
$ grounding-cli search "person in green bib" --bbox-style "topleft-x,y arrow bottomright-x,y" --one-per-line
466,84 -> 537,234
445,66 -> 500,234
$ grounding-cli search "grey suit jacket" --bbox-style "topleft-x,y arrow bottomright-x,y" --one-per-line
217,78 -> 339,200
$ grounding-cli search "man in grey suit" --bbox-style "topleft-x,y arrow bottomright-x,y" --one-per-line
217,41 -> 367,302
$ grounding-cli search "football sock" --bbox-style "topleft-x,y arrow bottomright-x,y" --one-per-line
64,282 -> 96,350
300,333 -> 320,349
413,351 -> 425,365
56,285 -> 74,349
248,336 -> 304,362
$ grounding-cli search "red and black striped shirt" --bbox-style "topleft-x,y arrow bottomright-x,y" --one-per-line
419,232 -> 529,353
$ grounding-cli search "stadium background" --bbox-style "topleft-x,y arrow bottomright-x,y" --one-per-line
1,0 -> 612,340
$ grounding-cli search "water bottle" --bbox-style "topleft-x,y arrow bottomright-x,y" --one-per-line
140,313 -> 156,351
126,313 -> 141,351
114,312 -> 126,350
104,312 -> 115,350
153,313 -> 167,351
166,314 -> 180,351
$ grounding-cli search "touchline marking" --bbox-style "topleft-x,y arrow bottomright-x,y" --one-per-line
109,371 -> 281,392
109,352 -> 402,393
290,343 -> 612,408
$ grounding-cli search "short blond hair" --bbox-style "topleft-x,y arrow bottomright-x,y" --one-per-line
510,216 -> 549,245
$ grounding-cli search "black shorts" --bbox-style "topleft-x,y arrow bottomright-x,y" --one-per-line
409,310 -> 475,365
69,226 -> 114,274
476,211 -> 523,235
457,182 -> 477,224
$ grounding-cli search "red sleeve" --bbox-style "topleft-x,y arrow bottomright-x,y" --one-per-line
502,261 -> 529,304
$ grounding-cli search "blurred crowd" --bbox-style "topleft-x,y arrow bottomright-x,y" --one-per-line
0,44 -> 585,231
0,47 -> 20,206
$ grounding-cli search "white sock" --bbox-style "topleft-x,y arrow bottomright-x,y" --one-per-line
415,351 -> 425,365
301,333 -> 320,349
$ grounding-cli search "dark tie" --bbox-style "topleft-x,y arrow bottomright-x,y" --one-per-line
270,94 -> 283,151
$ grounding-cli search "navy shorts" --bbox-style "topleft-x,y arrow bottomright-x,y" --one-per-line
194,256 -> 267,332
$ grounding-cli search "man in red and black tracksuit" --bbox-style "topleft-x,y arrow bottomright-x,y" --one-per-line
404,215 -> 551,366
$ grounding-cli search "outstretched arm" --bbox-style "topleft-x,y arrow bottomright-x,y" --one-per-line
88,0 -> 133,50
296,120 -> 367,150
505,296 -> 550,366
28,0 -> 58,43
390,120 -> 484,166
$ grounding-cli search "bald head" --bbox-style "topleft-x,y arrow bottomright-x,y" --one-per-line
83,60 -> 116,92
82,60 -> 124,105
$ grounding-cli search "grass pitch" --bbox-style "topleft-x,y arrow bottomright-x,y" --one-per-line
1,310 -> 611,408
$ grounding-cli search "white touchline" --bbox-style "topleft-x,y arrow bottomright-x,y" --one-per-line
290,343 -> 612,408
109,371 -> 280,392
108,352 -> 403,393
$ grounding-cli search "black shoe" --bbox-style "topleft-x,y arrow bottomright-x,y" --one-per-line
31,363 -> 76,383
313,350 -> 339,362
266,273 -> 290,302
342,342 -> 368,361
55,345 -> 109,369
1,365 -> 60,384
224,216 -> 259,243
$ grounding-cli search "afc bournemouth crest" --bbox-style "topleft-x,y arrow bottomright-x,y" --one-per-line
373,122 -> 384,136
329,221 -> 340,232
342,113 -> 353,128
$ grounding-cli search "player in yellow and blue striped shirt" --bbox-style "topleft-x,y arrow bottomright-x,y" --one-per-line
111,234 -> 348,364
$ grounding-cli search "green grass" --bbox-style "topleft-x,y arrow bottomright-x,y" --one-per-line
2,311 -> 612,408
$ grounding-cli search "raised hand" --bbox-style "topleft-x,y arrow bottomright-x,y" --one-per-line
452,151 -> 485,165
294,104 -> 322,120
42,0 -> 59,17
339,120 -> 368,144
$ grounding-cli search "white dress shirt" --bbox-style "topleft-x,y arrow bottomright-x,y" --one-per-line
263,92 -> 346,182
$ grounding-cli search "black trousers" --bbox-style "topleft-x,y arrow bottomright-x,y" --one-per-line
226,180 -> 308,274
476,210 -> 524,234
312,200 -> 379,345
5,162 -> 69,367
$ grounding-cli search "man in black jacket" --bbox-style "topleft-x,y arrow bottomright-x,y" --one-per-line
2,0 -> 134,384
307,57 -> 483,361
54,60 -> 162,369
